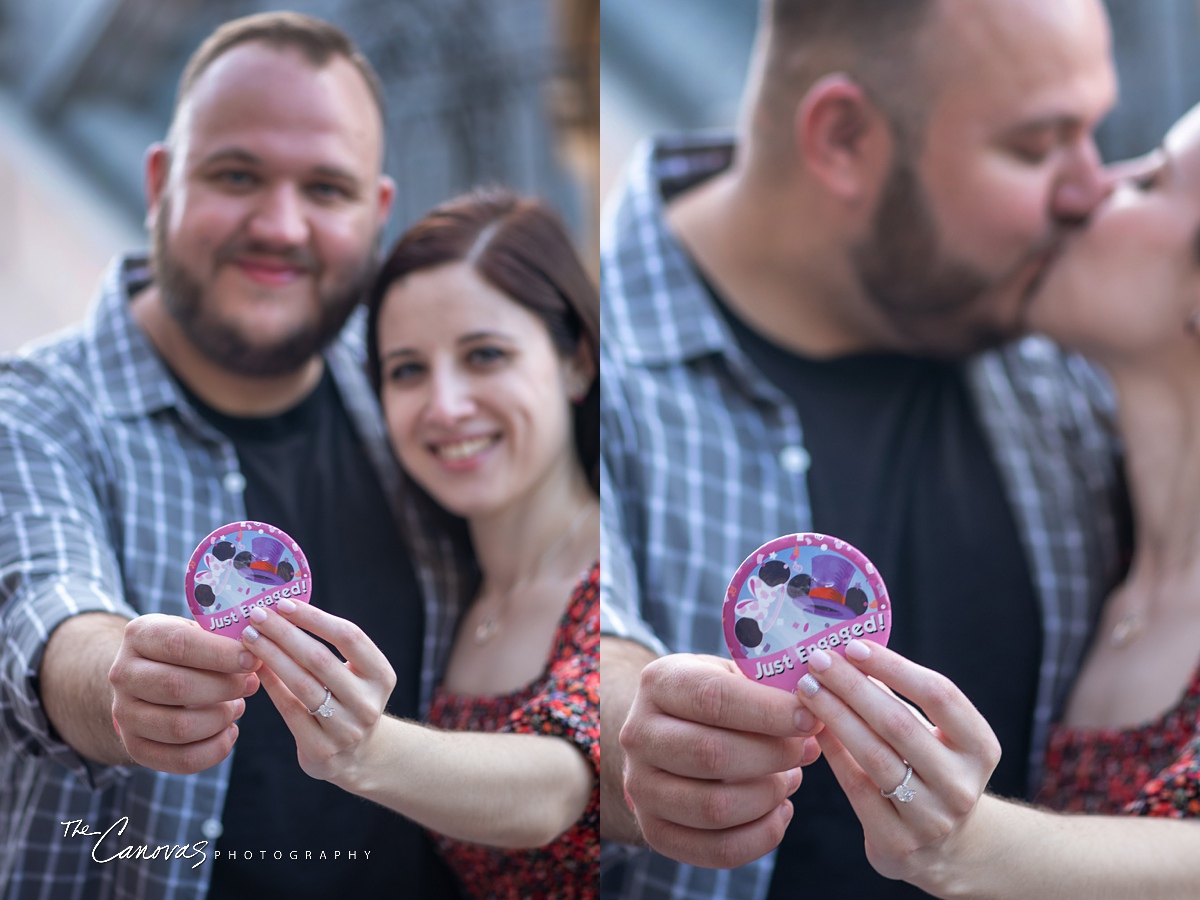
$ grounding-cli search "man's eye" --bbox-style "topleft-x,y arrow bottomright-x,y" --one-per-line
217,170 -> 257,188
309,183 -> 349,201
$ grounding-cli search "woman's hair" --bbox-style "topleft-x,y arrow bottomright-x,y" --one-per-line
366,186 -> 600,500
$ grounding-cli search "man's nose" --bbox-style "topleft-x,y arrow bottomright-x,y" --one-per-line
1051,137 -> 1110,226
247,184 -> 309,247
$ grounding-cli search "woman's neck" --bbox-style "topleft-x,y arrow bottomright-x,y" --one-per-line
1110,362 -> 1200,602
467,465 -> 597,594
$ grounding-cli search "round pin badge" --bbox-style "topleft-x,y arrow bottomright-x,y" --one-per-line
723,533 -> 891,693
185,521 -> 312,640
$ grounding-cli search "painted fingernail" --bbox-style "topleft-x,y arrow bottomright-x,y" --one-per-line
248,606 -> 267,624
808,647 -> 833,672
846,639 -> 872,661
277,598 -> 297,613
794,707 -> 817,732
243,624 -> 259,642
798,673 -> 820,696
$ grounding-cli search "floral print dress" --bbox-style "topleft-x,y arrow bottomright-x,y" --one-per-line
1036,659 -> 1200,817
427,562 -> 600,899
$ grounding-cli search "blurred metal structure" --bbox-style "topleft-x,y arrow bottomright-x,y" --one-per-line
0,0 -> 587,244
601,0 -> 1200,194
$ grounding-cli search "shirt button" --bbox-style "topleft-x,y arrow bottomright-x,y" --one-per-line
780,445 -> 810,474
201,818 -> 223,840
222,472 -> 246,494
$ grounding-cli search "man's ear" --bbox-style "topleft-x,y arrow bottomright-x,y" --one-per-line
144,142 -> 171,231
795,74 -> 893,202
376,174 -> 396,231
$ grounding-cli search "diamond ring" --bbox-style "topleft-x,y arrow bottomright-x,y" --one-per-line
880,761 -> 916,803
306,686 -> 334,719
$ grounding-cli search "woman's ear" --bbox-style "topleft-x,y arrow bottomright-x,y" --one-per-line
565,340 -> 595,403
795,73 -> 894,203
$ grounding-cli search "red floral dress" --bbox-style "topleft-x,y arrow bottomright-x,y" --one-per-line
427,563 -> 600,899
1036,660 -> 1200,817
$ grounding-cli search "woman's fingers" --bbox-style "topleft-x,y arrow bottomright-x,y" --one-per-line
255,660 -> 317,736
798,642 -> 999,819
798,648 -> 939,792
842,641 -> 998,759
241,613 -> 348,712
274,599 -> 393,685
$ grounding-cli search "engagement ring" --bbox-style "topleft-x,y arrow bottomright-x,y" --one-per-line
307,686 -> 334,719
880,762 -> 916,803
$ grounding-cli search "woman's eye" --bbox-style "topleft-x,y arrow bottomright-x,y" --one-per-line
466,347 -> 507,367
386,362 -> 424,382
1132,168 -> 1160,192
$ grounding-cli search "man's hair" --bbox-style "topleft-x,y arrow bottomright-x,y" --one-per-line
759,0 -> 939,149
168,11 -> 386,144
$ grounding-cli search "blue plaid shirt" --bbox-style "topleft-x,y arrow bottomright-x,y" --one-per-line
0,255 -> 466,900
599,136 -> 1128,900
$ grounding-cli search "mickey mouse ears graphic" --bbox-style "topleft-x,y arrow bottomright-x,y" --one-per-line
723,533 -> 891,693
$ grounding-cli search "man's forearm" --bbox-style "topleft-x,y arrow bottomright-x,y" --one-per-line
39,612 -> 132,765
599,635 -> 657,843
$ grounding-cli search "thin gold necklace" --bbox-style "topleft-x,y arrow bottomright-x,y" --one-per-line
473,501 -> 597,645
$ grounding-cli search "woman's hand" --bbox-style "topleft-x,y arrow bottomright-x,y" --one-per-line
795,638 -> 1002,893
240,598 -> 396,788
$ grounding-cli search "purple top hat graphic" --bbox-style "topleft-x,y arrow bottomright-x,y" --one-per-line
810,554 -> 855,595
236,535 -> 296,585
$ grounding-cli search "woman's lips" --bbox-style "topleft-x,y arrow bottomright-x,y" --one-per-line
430,435 -> 499,463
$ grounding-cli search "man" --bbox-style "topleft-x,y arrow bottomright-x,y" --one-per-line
0,13 -> 467,899
601,0 -> 1130,897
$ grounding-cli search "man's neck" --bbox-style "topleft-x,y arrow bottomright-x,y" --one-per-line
130,285 -> 325,417
665,164 -> 901,359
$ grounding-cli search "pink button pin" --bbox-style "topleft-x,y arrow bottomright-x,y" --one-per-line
184,521 -> 312,640
723,533 -> 891,693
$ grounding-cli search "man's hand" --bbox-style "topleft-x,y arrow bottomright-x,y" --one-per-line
108,614 -> 261,773
619,653 -> 822,869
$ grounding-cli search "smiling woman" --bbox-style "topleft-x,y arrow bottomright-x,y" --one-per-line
239,186 -> 601,900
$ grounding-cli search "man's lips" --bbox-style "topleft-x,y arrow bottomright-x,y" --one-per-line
233,258 -> 309,286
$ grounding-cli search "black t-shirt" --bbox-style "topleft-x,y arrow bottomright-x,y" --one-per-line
708,295 -> 1042,899
178,369 -> 459,899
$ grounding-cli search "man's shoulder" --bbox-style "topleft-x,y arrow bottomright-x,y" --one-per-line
0,327 -> 95,410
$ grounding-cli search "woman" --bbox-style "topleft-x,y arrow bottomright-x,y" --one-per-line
236,188 -> 599,899
794,104 -> 1200,898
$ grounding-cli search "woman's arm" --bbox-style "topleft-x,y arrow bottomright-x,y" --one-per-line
242,598 -> 594,848
797,639 -> 1200,899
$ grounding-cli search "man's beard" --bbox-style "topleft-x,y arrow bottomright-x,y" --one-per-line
850,155 -> 1044,357
151,205 -> 375,377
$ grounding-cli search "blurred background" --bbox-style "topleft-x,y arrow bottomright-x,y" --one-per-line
602,0 -> 1200,205
0,0 -> 598,351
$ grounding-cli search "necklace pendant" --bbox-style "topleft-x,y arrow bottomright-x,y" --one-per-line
474,616 -> 500,645
1110,610 -> 1142,648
